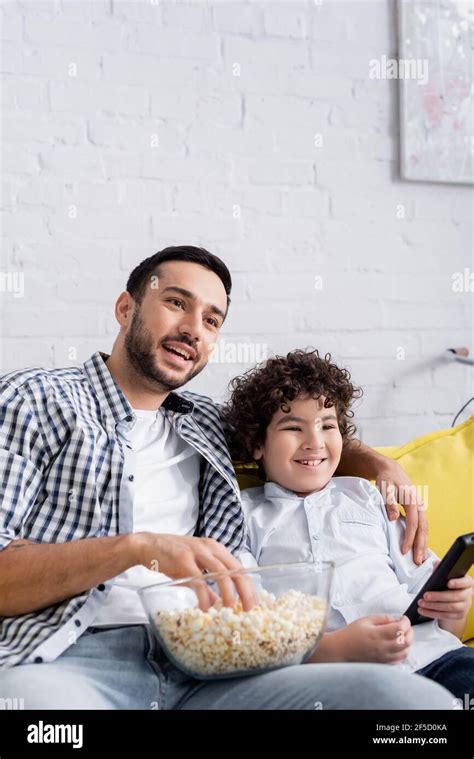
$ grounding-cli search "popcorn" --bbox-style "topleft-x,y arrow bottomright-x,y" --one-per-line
154,589 -> 326,678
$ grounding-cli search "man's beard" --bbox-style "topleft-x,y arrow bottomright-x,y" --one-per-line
124,309 -> 204,392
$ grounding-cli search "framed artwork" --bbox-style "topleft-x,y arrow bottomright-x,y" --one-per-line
398,0 -> 473,184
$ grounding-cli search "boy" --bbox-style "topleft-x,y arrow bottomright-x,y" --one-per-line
221,349 -> 473,702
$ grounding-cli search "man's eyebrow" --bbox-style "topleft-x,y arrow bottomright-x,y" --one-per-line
275,414 -> 338,425
160,286 -> 226,322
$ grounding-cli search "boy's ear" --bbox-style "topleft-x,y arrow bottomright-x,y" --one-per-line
253,446 -> 263,461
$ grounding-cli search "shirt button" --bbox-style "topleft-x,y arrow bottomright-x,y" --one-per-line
312,533 -> 320,540
128,474 -> 134,482
74,619 -> 82,627
34,656 -> 43,664
97,584 -> 106,591
125,415 -> 133,422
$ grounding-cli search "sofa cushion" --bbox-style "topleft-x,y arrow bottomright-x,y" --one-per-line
376,416 -> 474,644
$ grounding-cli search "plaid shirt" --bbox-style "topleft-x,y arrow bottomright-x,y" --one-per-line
0,352 -> 247,669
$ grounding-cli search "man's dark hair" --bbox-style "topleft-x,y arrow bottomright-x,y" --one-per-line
220,348 -> 363,465
126,245 -> 232,315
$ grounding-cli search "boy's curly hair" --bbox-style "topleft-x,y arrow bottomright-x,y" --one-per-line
220,348 -> 363,464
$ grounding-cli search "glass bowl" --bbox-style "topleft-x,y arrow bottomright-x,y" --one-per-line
138,560 -> 334,680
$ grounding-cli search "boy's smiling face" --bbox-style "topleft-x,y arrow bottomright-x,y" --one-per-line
253,395 -> 343,497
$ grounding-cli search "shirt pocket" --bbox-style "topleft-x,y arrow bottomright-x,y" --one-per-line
336,505 -> 381,528
336,511 -> 383,541
334,508 -> 388,557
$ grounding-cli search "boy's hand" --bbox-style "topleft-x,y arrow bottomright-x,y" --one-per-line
338,614 -> 413,664
417,561 -> 473,621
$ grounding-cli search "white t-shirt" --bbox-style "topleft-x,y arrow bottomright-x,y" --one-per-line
92,407 -> 202,626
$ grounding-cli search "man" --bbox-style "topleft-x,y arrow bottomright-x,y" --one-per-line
0,246 -> 453,709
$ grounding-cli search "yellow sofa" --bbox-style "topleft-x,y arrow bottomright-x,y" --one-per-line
234,416 -> 474,646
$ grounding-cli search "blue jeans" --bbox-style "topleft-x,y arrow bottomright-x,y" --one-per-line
0,624 -> 457,710
416,647 -> 474,707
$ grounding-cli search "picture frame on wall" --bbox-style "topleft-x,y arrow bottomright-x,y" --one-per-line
398,0 -> 473,184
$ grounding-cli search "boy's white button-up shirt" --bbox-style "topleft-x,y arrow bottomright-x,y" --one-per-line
240,476 -> 463,672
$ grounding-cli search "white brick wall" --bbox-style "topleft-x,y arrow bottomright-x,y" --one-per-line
1,0 -> 472,445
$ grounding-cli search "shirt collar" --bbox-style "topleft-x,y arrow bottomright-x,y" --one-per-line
263,478 -> 336,502
83,352 -> 194,427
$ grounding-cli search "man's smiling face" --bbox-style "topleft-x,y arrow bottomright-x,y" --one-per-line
123,260 -> 227,392
253,395 -> 343,496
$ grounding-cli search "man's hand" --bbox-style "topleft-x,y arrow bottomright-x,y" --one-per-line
375,460 -> 428,565
336,439 -> 428,566
133,532 -> 258,612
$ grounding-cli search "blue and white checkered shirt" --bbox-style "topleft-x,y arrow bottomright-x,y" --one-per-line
0,351 -> 248,669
